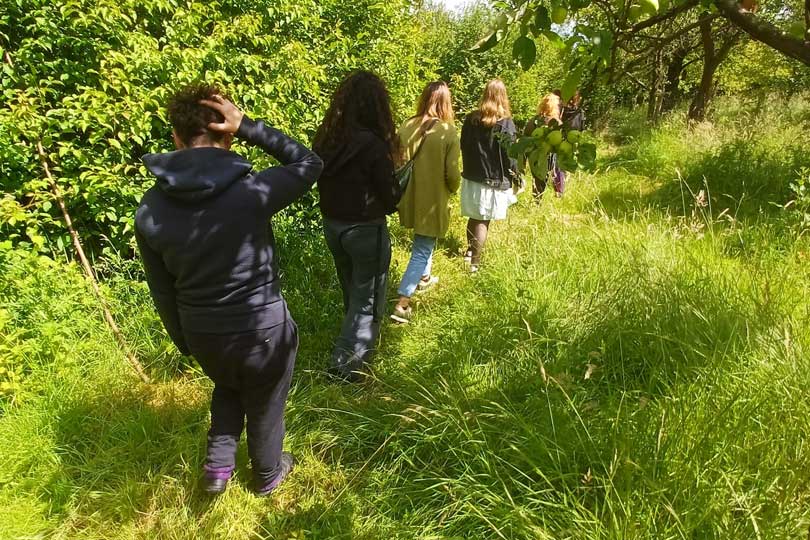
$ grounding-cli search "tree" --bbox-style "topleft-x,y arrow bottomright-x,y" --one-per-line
473,0 -> 810,121
688,14 -> 741,121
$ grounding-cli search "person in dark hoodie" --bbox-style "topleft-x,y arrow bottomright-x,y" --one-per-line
135,84 -> 323,496
312,71 -> 401,382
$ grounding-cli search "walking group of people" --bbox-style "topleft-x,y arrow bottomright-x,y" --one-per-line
134,72 -> 584,497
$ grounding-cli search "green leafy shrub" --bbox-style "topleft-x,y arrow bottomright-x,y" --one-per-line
1,0 -> 428,256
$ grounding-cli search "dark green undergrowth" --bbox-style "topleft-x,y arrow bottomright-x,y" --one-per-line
2,101 -> 810,538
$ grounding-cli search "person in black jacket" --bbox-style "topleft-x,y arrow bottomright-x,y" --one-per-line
135,84 -> 323,496
562,90 -> 585,131
459,79 -> 519,272
313,71 -> 401,382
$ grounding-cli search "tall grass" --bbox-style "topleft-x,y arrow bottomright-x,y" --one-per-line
1,97 -> 809,539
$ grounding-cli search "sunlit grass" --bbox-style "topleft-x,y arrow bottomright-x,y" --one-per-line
1,100 -> 810,539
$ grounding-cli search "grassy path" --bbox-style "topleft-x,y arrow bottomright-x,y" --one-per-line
2,108 -> 810,538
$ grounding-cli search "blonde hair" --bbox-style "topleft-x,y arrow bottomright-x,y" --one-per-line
538,93 -> 562,122
478,79 -> 512,127
416,81 -> 455,123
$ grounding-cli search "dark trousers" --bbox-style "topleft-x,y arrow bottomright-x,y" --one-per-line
184,319 -> 298,484
322,218 -> 390,377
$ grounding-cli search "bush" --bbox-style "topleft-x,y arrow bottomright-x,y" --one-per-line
0,0 -> 429,256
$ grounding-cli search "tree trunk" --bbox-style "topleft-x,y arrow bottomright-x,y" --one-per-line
662,46 -> 689,112
688,15 -> 740,122
647,49 -> 665,122
688,63 -> 714,121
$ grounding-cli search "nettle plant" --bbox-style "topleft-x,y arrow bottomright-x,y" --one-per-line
790,166 -> 810,230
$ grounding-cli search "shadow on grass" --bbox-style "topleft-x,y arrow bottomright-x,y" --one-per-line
73,188 -> 795,537
255,500 -> 360,540
47,382 -> 215,525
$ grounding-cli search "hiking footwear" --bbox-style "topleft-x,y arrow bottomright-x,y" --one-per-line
255,452 -> 295,497
416,275 -> 439,293
202,465 -> 234,495
463,250 -> 473,263
390,305 -> 412,324
326,364 -> 364,384
469,265 -> 479,274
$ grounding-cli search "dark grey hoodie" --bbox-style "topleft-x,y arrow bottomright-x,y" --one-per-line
135,117 -> 323,353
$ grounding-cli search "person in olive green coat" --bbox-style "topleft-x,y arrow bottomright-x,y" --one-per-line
391,81 -> 461,324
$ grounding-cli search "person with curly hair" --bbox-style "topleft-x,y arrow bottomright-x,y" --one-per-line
313,71 -> 402,381
135,83 -> 323,496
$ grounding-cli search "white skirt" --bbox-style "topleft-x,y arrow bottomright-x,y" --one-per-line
460,178 -> 517,220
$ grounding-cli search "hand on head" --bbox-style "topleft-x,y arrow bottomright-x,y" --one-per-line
199,95 -> 244,135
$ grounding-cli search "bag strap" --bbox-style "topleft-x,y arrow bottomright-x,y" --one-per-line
411,118 -> 439,162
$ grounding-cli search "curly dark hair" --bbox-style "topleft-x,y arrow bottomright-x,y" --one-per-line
167,83 -> 231,146
313,70 -> 399,161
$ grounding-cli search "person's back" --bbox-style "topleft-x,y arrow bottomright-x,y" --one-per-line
397,116 -> 461,238
460,112 -> 517,191
312,70 -> 400,381
137,147 -> 295,334
562,106 -> 585,131
458,79 -> 518,273
135,84 -> 323,497
316,127 -> 399,222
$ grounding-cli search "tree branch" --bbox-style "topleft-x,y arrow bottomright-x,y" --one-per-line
805,0 -> 809,37
36,142 -> 151,384
714,0 -> 810,65
624,70 -> 649,89
627,0 -> 701,34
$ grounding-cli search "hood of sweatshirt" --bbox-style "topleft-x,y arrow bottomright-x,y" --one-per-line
141,147 -> 253,202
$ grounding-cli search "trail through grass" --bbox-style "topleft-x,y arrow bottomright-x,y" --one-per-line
2,101 -> 810,539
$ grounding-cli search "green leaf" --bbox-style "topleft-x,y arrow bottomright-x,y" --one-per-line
558,153 -> 578,172
561,65 -> 584,102
508,136 -> 536,159
543,30 -> 566,50
578,143 -> 597,171
512,36 -> 537,70
534,6 -> 551,31
471,28 -> 505,53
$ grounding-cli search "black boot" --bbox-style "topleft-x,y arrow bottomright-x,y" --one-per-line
255,452 -> 295,497
202,465 -> 233,495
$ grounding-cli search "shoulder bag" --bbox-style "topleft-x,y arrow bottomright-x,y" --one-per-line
395,118 -> 439,192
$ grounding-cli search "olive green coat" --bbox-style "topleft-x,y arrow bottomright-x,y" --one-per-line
397,117 -> 461,238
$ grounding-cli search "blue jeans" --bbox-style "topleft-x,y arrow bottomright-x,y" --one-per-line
397,234 -> 437,298
323,218 -> 390,377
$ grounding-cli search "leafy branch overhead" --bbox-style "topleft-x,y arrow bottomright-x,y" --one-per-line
473,0 -> 810,82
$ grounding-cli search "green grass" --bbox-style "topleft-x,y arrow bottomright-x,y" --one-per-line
2,98 -> 810,539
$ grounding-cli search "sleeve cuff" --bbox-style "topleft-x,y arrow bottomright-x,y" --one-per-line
235,115 -> 257,139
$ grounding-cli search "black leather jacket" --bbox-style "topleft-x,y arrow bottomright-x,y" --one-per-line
460,113 -> 518,191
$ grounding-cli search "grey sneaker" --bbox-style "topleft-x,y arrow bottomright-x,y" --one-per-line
255,452 -> 295,497
390,305 -> 412,324
416,275 -> 439,292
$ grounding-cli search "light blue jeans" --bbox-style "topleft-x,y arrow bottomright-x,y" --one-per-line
397,234 -> 437,298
